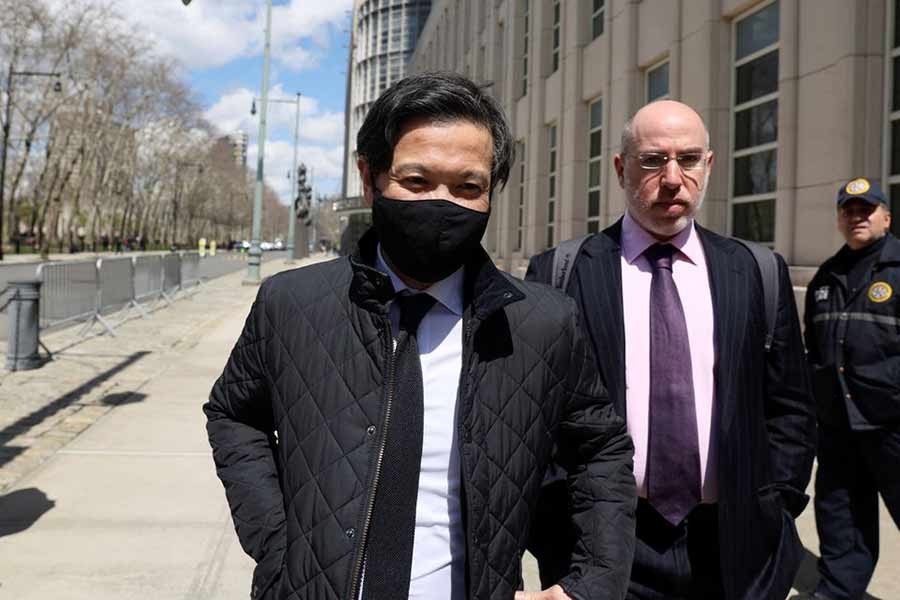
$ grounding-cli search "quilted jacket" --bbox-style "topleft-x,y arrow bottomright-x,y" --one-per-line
204,229 -> 636,600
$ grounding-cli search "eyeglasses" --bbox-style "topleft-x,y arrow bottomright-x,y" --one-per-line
632,152 -> 707,172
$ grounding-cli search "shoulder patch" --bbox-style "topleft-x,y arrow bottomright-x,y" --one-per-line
814,286 -> 830,302
868,281 -> 893,303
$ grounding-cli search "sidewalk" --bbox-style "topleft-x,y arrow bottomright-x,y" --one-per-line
0,251 -> 896,599
0,254 -> 329,599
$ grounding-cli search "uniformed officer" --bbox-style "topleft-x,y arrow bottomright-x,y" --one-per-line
802,178 -> 900,600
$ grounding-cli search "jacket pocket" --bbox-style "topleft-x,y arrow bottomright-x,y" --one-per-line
850,363 -> 900,425
251,552 -> 285,600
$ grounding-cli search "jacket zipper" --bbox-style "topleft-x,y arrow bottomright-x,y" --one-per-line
455,319 -> 477,599
347,320 -> 396,600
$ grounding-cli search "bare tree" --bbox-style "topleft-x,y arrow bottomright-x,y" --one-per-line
0,0 -> 292,256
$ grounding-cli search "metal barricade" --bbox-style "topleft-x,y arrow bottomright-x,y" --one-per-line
27,249 -> 248,345
180,251 -> 201,290
36,260 -> 99,331
162,253 -> 181,301
133,255 -> 164,305
97,257 -> 135,315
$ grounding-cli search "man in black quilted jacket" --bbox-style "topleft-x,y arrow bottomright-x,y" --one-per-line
204,71 -> 636,600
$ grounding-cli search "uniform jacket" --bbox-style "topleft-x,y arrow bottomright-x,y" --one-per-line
526,219 -> 817,600
204,229 -> 637,600
804,233 -> 900,428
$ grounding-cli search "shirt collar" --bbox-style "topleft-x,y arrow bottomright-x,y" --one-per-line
620,210 -> 700,265
376,243 -> 465,316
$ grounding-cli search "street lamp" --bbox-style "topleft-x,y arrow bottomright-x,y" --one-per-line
173,161 -> 204,249
252,92 -> 302,263
0,69 -> 62,260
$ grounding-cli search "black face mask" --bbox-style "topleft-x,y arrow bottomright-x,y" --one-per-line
372,191 -> 489,283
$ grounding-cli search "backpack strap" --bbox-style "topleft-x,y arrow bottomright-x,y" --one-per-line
551,235 -> 592,292
733,238 -> 780,352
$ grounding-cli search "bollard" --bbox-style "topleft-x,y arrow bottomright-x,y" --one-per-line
6,280 -> 44,371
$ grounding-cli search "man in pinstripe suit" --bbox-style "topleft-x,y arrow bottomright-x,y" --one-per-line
527,101 -> 816,599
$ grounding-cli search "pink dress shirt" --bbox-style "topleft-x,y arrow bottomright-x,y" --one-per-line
620,211 -> 718,502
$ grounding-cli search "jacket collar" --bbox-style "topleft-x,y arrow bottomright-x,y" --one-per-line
349,227 -> 524,320
583,217 -> 623,257
590,216 -> 739,258
877,233 -> 900,265
349,229 -> 395,316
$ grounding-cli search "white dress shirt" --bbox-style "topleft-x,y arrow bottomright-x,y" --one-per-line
368,245 -> 466,600
619,211 -> 718,502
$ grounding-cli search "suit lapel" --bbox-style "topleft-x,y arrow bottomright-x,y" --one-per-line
575,221 -> 627,417
697,226 -> 747,436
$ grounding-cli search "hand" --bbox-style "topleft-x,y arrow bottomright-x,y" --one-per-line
515,585 -> 572,600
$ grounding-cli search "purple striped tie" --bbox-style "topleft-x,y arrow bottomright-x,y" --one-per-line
645,243 -> 701,526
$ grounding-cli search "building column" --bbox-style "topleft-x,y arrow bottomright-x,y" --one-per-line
774,0 -> 800,261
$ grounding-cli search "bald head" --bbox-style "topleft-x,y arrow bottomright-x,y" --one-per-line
620,100 -> 710,156
613,99 -> 714,240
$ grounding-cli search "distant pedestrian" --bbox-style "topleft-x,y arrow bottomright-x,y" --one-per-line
801,178 -> 900,600
204,71 -> 635,600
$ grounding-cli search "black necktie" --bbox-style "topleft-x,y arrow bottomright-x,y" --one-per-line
363,292 -> 436,600
645,244 -> 701,526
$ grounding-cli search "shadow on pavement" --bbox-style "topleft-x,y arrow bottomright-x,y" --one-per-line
0,487 -> 55,537
100,391 -> 147,406
0,351 -> 150,469
793,546 -> 883,600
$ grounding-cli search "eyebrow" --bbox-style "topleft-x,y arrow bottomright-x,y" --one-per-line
639,147 -> 706,154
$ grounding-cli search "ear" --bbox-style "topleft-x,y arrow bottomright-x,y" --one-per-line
614,153 -> 626,188
357,158 -> 373,207
706,149 -> 714,172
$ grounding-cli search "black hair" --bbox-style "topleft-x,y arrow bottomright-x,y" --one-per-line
356,71 -> 514,194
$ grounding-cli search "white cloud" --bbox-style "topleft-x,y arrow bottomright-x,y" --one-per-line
205,84 -> 345,144
42,1 -> 352,199
248,141 -> 344,201
48,0 -> 352,71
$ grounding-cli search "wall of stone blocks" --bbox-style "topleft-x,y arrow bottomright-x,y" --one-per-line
404,0 -> 893,270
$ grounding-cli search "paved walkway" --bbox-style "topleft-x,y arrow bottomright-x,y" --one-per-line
0,253 -> 896,599
0,255 -> 326,599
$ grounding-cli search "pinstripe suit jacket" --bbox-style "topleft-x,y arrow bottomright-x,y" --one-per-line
526,219 -> 816,600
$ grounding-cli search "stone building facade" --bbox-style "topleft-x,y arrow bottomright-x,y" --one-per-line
406,0 -> 900,273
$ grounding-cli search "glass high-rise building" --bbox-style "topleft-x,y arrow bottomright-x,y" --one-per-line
341,0 -> 433,204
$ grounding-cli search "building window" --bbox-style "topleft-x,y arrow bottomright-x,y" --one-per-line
522,0 -> 530,97
888,0 -> 900,232
646,60 -> 670,103
516,140 -> 526,251
547,125 -> 558,248
591,0 -> 605,40
587,99 -> 602,233
551,0 -> 561,73
730,0 -> 779,244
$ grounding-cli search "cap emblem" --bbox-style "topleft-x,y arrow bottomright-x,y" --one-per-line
846,178 -> 871,195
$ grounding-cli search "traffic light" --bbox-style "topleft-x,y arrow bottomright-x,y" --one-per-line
297,164 -> 307,190
293,163 -> 313,220
294,164 -> 307,219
